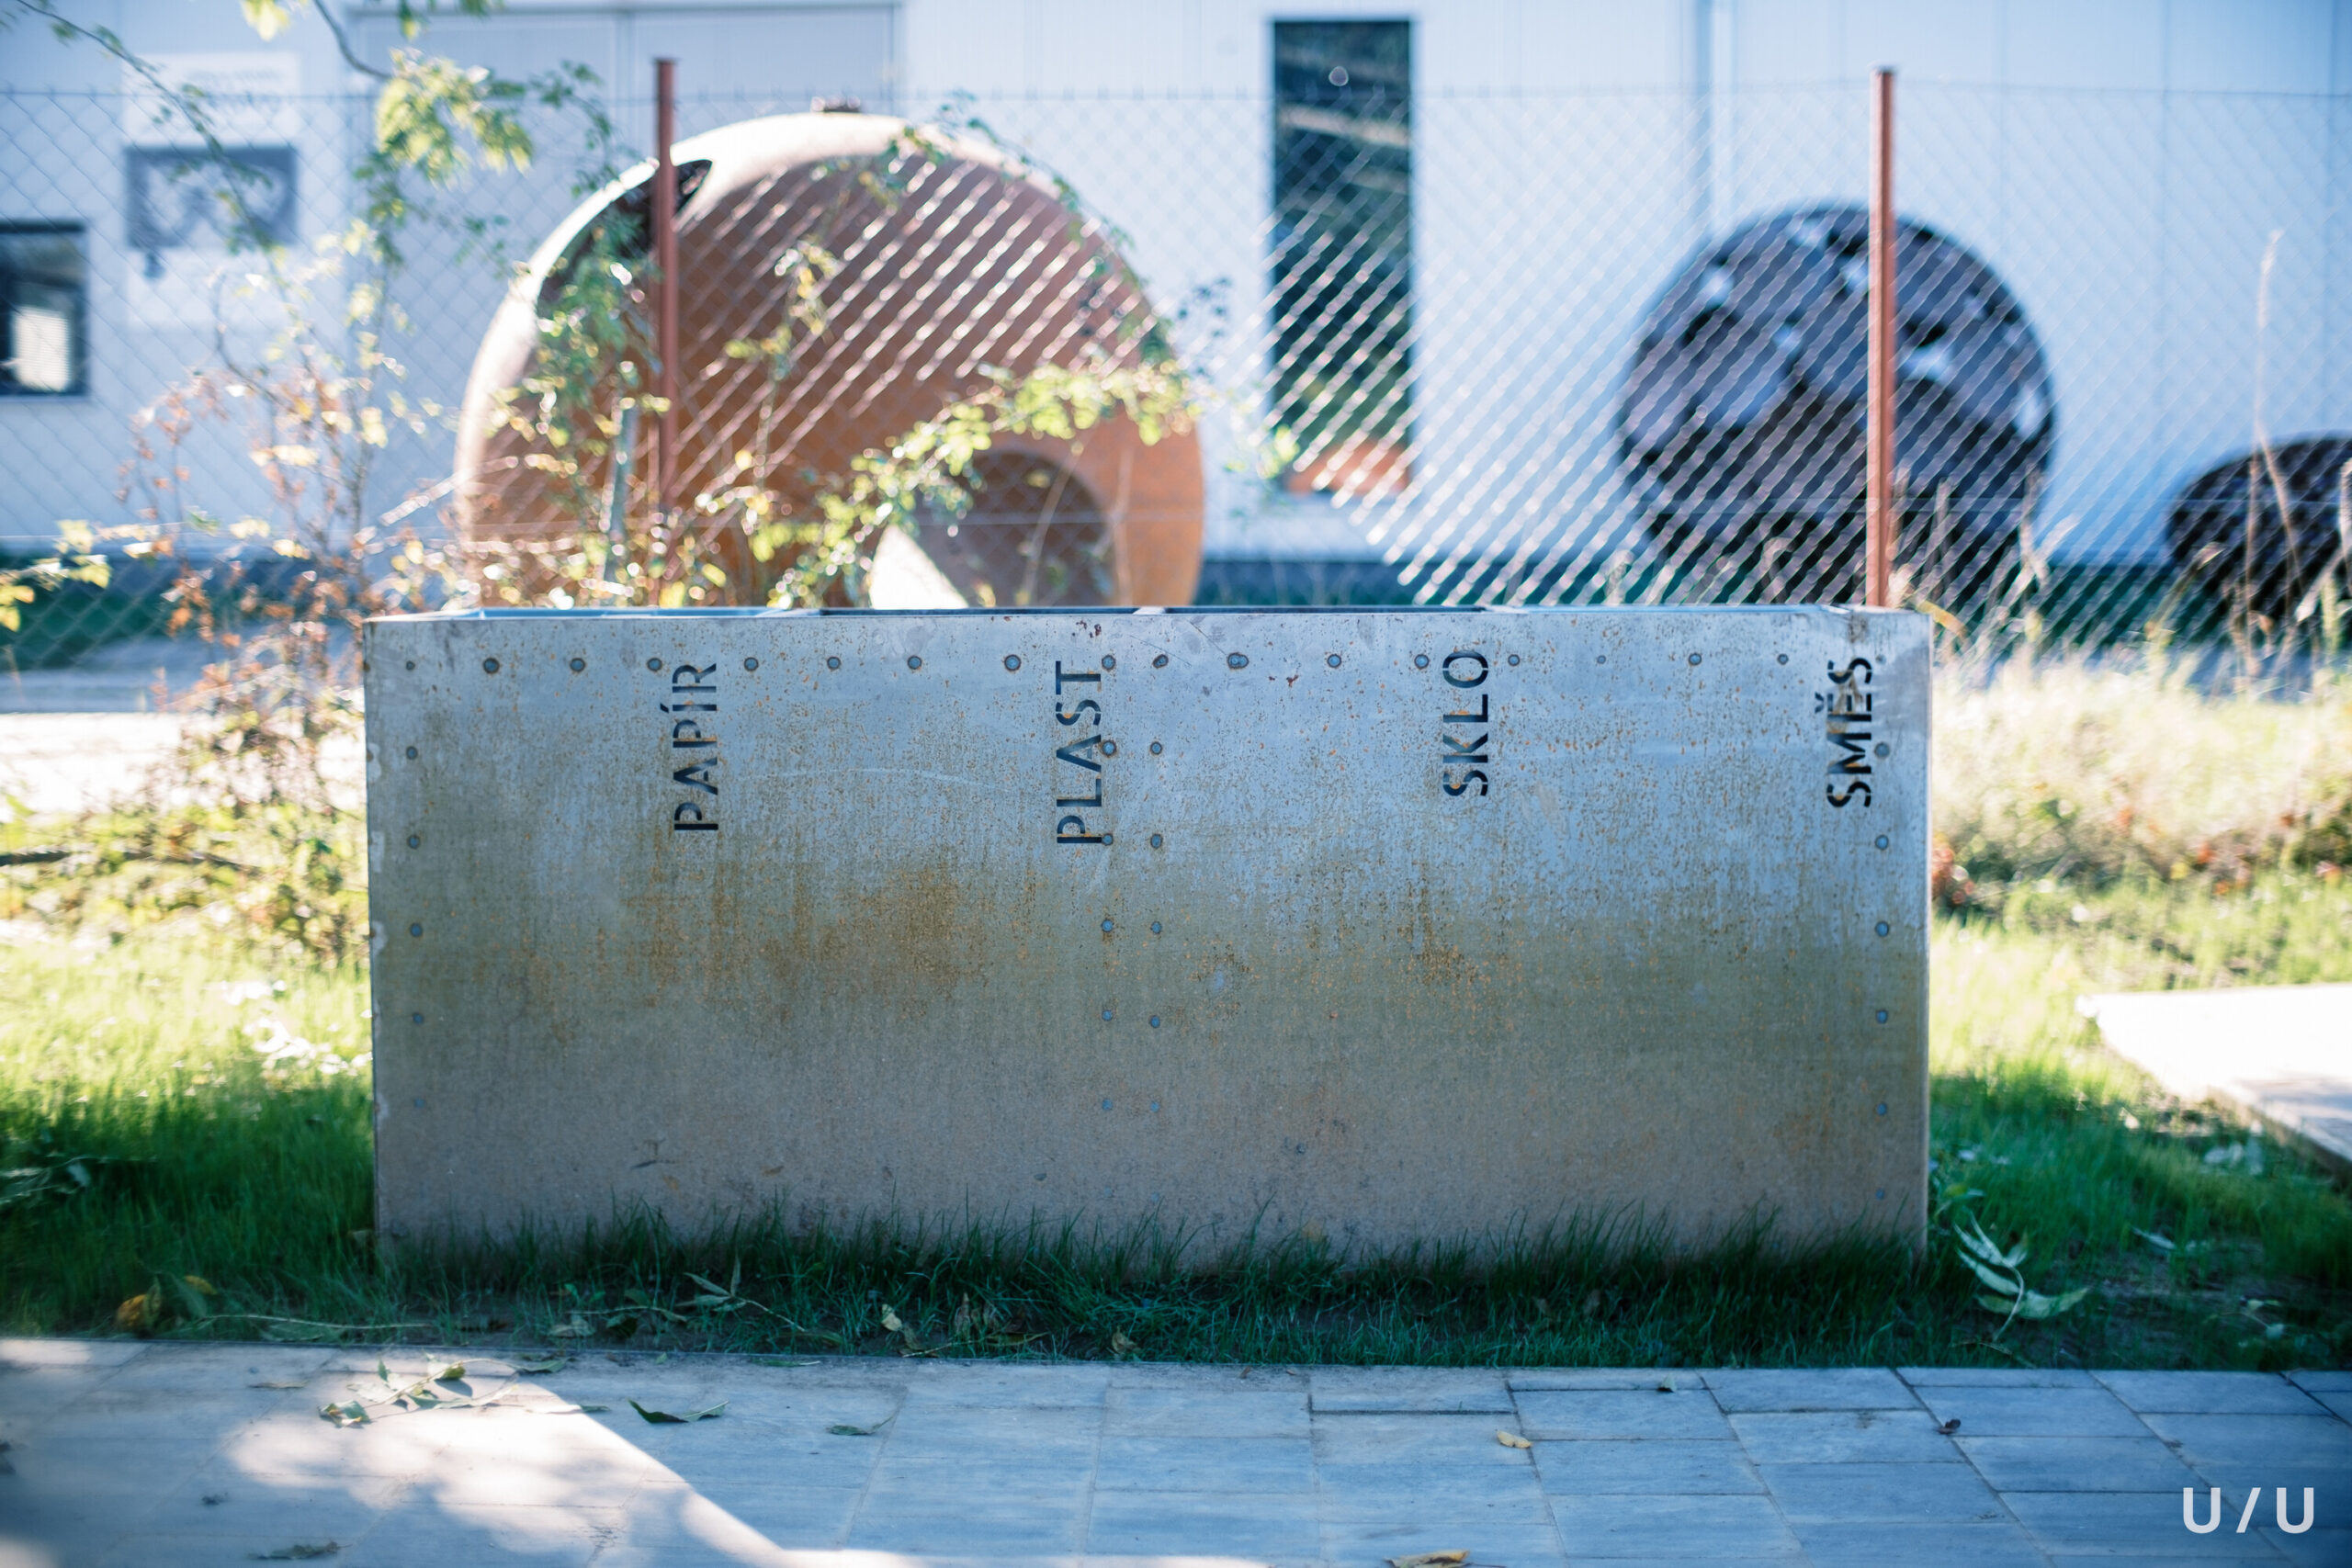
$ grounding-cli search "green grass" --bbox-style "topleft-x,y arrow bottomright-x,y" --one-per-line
4,871 -> 2348,1369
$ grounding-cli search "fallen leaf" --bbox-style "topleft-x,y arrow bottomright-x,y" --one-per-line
880,1309 -> 905,1333
628,1399 -> 727,1425
250,1544 -> 340,1561
1938,1417 -> 1962,1435
512,1356 -> 569,1374
1387,1553 -> 1467,1568
749,1357 -> 814,1368
433,1363 -> 466,1382
548,1314 -> 593,1338
2132,1227 -> 2176,1254
575,1403 -> 609,1413
250,1381 -> 308,1390
1496,1429 -> 1532,1450
828,1415 -> 895,1438
1656,1378 -> 1677,1393
317,1402 -> 369,1427
1110,1331 -> 1137,1356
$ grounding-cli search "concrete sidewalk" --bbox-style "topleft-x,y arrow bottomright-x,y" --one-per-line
1,1341 -> 2345,1566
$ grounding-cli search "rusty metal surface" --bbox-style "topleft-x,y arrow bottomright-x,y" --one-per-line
364,607 -> 1928,1254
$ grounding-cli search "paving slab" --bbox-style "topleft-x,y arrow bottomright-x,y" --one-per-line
2082,983 -> 2352,1168
1913,1383 -> 2152,1437
2098,1371 -> 2332,1416
1702,1367 -> 1917,1412
4,1342 -> 2349,1565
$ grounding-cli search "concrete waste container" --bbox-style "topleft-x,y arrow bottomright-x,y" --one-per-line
365,606 -> 1928,1254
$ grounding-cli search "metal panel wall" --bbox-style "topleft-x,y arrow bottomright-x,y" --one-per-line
364,606 -> 1928,1253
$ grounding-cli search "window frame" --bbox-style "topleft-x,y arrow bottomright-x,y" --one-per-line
0,220 -> 91,400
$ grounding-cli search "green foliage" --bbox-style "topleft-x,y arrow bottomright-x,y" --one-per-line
0,522 -> 111,636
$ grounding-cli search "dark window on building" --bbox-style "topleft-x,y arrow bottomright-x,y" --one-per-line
1,223 -> 87,397
1271,19 -> 1411,498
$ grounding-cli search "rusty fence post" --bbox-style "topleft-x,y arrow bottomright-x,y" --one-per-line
1866,67 -> 1896,609
652,57 -> 679,516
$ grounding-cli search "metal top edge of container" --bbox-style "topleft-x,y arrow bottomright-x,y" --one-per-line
368,604 -> 1920,623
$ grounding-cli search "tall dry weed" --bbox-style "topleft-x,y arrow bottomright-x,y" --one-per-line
1934,658 -> 2352,894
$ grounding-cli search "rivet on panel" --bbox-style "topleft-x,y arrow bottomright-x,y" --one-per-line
482,657 -> 500,673
1004,654 -> 1022,671
1875,921 -> 1891,937
411,1013 -> 423,1024
569,657 -> 585,672
1102,655 -> 1117,671
1102,1099 -> 1114,1111
1102,832 -> 1114,845
1102,919 -> 1114,933
1875,835 -> 1890,850
907,655 -> 922,671
1688,652 -> 1702,666
1152,653 -> 1169,668
1507,653 -> 1521,666
1778,653 -> 1790,664
1150,920 -> 1162,934
1876,1103 -> 1888,1115
1149,741 -> 1163,755
404,660 -> 415,671
1102,739 -> 1119,756
647,658 -> 662,671
1102,1009 -> 1114,1021
1874,742 -> 1890,757
826,656 -> 841,670
1876,1010 -> 1890,1023
1876,1189 -> 1887,1200
1149,833 -> 1163,849
1413,654 -> 1430,669
406,835 -> 419,849
743,657 -> 759,671
1227,652 -> 1249,670
1149,1019 -> 1160,1031
409,923 -> 424,937
404,746 -> 417,760
1595,654 -> 1607,664
1327,653 -> 1341,668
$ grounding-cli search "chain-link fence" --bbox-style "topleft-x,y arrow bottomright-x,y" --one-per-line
5,73 -> 2348,702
